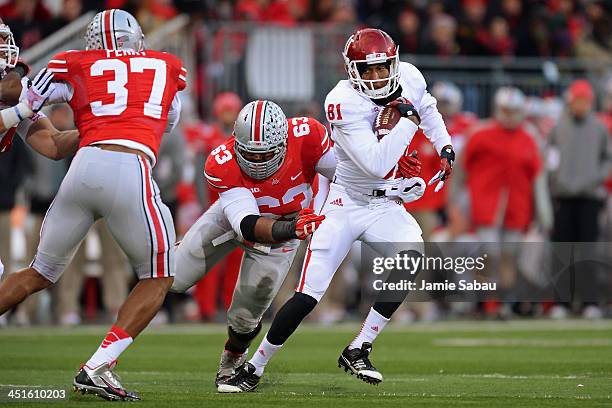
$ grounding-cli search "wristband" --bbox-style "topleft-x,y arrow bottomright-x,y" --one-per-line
0,102 -> 33,129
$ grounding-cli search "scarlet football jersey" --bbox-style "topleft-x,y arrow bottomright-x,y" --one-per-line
47,49 -> 186,158
204,117 -> 331,217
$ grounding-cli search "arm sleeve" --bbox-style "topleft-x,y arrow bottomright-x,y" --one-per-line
418,90 -> 452,154
333,117 -> 418,178
314,148 -> 336,180
219,187 -> 261,239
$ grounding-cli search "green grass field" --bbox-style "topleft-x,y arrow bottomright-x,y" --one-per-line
1,320 -> 611,407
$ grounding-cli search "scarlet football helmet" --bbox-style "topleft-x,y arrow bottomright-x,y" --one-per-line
343,28 -> 400,99
85,9 -> 144,52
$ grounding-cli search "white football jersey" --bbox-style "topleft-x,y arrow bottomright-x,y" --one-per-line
324,61 -> 452,194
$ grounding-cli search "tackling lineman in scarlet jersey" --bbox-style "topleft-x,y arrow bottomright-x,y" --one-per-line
172,100 -> 335,389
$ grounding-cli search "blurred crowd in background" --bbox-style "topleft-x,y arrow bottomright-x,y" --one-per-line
0,0 -> 611,327
0,0 -> 610,58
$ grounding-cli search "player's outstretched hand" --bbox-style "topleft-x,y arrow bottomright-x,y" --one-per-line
398,150 -> 421,178
25,68 -> 55,112
294,208 -> 325,240
428,145 -> 455,193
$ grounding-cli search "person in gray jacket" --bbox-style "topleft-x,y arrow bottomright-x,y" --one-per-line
548,79 -> 611,243
547,79 -> 611,319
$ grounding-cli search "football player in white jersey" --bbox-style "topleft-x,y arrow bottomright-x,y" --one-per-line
0,21 -> 79,276
219,28 -> 455,392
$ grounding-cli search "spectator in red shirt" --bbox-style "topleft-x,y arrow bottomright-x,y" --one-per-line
461,87 -> 542,313
477,16 -> 515,56
420,13 -> 460,56
463,87 -> 542,239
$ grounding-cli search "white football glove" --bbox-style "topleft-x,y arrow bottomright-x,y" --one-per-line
25,68 -> 55,112
398,177 -> 426,203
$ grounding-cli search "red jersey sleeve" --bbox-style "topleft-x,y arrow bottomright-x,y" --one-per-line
306,118 -> 332,160
164,52 -> 187,91
203,140 -> 243,193
47,50 -> 73,82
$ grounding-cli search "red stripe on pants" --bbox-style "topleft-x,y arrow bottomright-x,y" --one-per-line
140,157 -> 166,277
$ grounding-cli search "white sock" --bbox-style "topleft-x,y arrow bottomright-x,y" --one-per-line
249,335 -> 282,377
85,325 -> 133,370
349,307 -> 390,350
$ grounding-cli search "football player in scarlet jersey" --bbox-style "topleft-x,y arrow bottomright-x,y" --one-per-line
0,10 -> 185,401
171,100 -> 333,388
221,28 -> 452,392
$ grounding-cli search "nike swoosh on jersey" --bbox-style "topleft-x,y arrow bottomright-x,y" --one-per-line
291,172 -> 303,181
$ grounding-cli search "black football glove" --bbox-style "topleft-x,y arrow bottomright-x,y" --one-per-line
388,98 -> 421,125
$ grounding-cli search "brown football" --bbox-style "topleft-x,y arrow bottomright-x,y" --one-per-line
373,105 -> 401,140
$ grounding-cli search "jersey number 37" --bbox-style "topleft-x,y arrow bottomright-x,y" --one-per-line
90,57 -> 167,119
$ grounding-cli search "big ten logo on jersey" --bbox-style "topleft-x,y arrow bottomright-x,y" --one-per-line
90,55 -> 169,118
211,144 -> 232,165
255,183 -> 313,216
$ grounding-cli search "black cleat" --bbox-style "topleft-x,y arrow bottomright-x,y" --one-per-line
73,363 -> 140,401
338,342 -> 383,384
215,349 -> 248,386
217,362 -> 260,393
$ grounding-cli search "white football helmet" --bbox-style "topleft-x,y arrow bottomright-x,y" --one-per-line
0,23 -> 19,72
85,9 -> 144,51
233,100 -> 288,180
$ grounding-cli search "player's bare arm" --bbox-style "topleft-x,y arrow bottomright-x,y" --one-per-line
25,116 -> 79,160
0,70 -> 23,105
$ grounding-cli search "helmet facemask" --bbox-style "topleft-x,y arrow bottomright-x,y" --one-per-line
0,24 -> 19,71
234,140 -> 287,180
